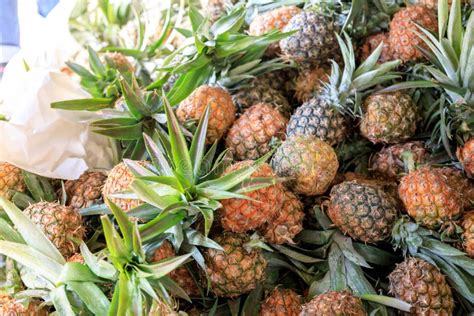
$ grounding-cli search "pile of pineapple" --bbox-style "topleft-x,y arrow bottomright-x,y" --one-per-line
1,0 -> 474,315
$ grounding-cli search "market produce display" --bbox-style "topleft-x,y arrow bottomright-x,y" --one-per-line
0,0 -> 473,315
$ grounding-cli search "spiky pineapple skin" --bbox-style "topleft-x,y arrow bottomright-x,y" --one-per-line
457,137 -> 474,178
65,171 -> 107,209
260,288 -> 302,316
300,291 -> 367,316
249,6 -> 302,56
153,241 -> 199,296
280,12 -> 338,65
24,202 -> 84,258
287,97 -> 349,146
220,161 -> 284,232
178,85 -> 236,144
462,210 -> 474,258
388,6 -> 438,62
358,32 -> 393,63
0,295 -> 47,316
204,233 -> 267,298
0,162 -> 25,200
328,181 -> 398,243
369,141 -> 428,180
389,257 -> 454,315
399,167 -> 463,229
225,103 -> 288,161
360,92 -> 418,144
294,66 -> 330,103
102,161 -> 148,212
260,190 -> 304,244
437,167 -> 474,209
271,134 -> 339,196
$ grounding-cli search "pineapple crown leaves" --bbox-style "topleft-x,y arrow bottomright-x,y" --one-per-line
11,171 -> 56,210
244,0 -> 305,24
323,32 -> 401,118
0,197 -> 111,315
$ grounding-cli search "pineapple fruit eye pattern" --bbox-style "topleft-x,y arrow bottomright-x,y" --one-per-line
0,0 -> 474,315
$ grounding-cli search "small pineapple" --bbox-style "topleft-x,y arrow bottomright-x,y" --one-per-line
457,137 -> 474,178
294,66 -> 330,103
260,288 -> 302,316
300,290 -> 367,316
388,6 -> 438,62
358,32 -> 393,63
388,257 -> 454,315
259,190 -> 304,245
399,167 -> 463,229
280,12 -> 338,66
24,201 -> 84,258
0,295 -> 47,316
220,161 -> 284,232
153,241 -> 200,296
249,6 -> 302,56
64,171 -> 107,209
0,162 -> 25,200
328,180 -> 399,243
360,92 -> 418,144
271,134 -> 339,196
369,141 -> 428,180
177,85 -> 236,144
462,210 -> 474,258
105,52 -> 134,73
204,233 -> 267,297
225,103 -> 288,161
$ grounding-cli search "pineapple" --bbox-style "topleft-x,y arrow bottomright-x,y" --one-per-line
388,5 -> 438,62
369,141 -> 428,180
0,162 -> 25,200
259,190 -> 304,245
177,85 -> 236,144
271,134 -> 338,196
257,68 -> 298,100
102,161 -> 148,212
358,32 -> 393,63
294,66 -> 330,103
462,210 -> 474,258
457,137 -> 474,178
152,240 -> 200,296
204,233 -> 267,297
260,288 -> 302,316
280,12 -> 338,66
23,201 -> 84,258
388,257 -> 454,315
398,167 -> 463,229
219,161 -> 284,232
437,167 -> 474,209
248,6 -> 302,56
64,171 -> 107,209
360,92 -> 418,144
300,290 -> 367,316
328,180 -> 399,243
0,295 -> 47,316
105,52 -> 134,73
225,103 -> 288,161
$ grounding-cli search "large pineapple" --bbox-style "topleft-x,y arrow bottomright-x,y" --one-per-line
399,167 -> 463,229
300,290 -> 367,316
260,288 -> 302,316
219,161 -> 284,232
24,201 -> 84,258
0,295 -> 47,316
271,134 -> 339,196
177,85 -> 236,144
360,92 -> 418,144
259,190 -> 304,244
388,5 -> 438,62
65,171 -> 107,209
204,233 -> 267,297
0,162 -> 25,200
328,180 -> 398,243
462,210 -> 474,258
294,66 -> 330,103
388,257 -> 454,315
249,6 -> 302,56
358,32 -> 393,63
457,137 -> 474,178
225,103 -> 288,161
280,12 -> 338,66
152,241 -> 200,296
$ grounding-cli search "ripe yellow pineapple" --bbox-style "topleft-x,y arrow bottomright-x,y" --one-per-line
389,257 -> 454,315
177,85 -> 236,144
65,171 -> 107,209
462,210 -> 474,258
225,103 -> 288,161
260,288 -> 302,316
0,162 -> 25,200
24,201 -> 84,258
457,137 -> 474,178
0,295 -> 47,316
358,32 -> 393,63
294,66 -> 330,103
219,161 -> 284,232
300,290 -> 367,316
